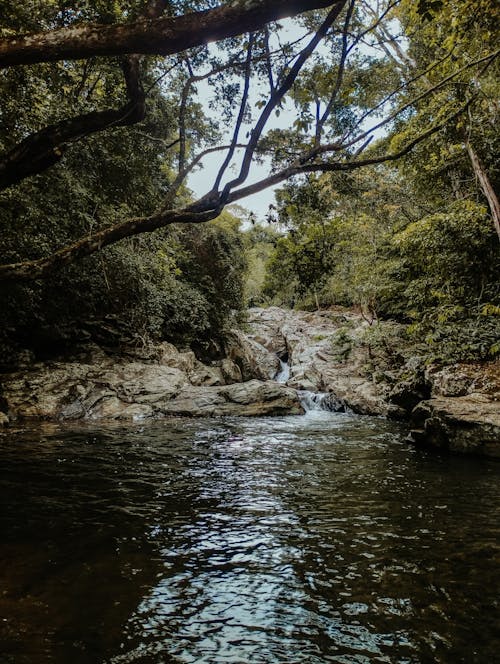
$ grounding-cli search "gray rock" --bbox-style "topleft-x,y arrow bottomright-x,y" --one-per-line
247,307 -> 390,416
158,380 -> 302,417
220,358 -> 243,384
225,329 -> 280,381
410,395 -> 500,457
1,347 -> 302,421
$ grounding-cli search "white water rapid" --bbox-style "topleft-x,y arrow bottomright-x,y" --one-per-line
298,390 -> 342,412
274,359 -> 290,384
274,355 -> 344,412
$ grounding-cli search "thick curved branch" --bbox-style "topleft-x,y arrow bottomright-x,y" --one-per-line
0,57 -> 145,190
0,0 -> 340,68
0,0 -> 174,191
0,98 -> 474,283
0,207 -> 219,282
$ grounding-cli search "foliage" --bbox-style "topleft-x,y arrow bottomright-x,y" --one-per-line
0,91 -> 245,361
0,0 -> 498,369
260,168 -> 499,364
242,223 -> 279,306
393,201 -> 500,361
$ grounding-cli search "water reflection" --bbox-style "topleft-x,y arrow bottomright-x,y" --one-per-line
0,415 -> 499,663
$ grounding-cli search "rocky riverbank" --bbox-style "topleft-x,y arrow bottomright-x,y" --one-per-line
1,306 -> 498,456
244,307 -> 499,456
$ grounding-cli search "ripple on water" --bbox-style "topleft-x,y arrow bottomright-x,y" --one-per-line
0,415 -> 499,664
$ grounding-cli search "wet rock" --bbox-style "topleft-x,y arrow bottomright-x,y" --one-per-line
2,362 -> 188,421
389,374 -> 430,414
410,395 -> 500,457
87,398 -> 153,421
1,350 -> 301,421
247,307 -> 391,416
220,358 -> 243,384
225,329 -> 280,381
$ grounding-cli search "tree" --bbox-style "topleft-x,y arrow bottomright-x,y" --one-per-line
379,0 -> 500,237
0,0 -> 497,284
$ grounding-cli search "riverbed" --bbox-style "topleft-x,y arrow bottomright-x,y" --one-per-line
1,413 -> 499,663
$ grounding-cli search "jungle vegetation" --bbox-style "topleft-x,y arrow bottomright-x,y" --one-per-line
0,0 -> 498,364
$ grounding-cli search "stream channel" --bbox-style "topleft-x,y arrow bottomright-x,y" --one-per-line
0,410 -> 499,663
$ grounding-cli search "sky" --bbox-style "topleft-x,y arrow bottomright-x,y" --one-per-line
186,20 -> 305,221
188,150 -> 275,219
185,8 -> 391,222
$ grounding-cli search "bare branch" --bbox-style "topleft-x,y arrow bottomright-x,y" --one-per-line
162,143 -> 247,208
213,33 -> 255,192
264,26 -> 275,93
316,0 -> 355,142
305,48 -> 499,162
222,0 -> 348,199
225,96 -> 476,203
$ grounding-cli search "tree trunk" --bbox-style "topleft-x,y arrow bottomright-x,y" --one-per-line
465,139 -> 500,241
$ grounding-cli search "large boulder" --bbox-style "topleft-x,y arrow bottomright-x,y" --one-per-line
157,380 -> 303,417
225,330 -> 280,381
409,395 -> 500,457
1,353 -> 301,421
2,362 -> 189,421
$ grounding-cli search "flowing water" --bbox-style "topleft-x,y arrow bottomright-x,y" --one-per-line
274,359 -> 290,384
0,413 -> 499,664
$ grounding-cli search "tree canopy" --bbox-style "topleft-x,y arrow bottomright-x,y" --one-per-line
1,0 -> 497,283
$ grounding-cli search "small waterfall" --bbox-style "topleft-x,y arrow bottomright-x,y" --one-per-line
273,354 -> 345,414
298,390 -> 345,412
274,358 -> 290,383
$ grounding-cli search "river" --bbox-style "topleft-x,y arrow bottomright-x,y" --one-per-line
0,412 -> 499,663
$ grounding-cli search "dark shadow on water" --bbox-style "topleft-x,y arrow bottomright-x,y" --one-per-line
0,423 -> 203,664
0,416 -> 499,663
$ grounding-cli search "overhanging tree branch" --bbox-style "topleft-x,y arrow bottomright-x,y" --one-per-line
0,1 -> 341,68
221,0 -> 348,200
0,56 -> 146,191
212,33 -> 255,192
225,96 -> 477,202
0,0 -> 176,191
306,49 -> 499,162
0,97 -> 475,283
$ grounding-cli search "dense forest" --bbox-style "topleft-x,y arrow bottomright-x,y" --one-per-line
0,0 -> 498,368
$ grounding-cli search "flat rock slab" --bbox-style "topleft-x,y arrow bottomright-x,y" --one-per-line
1,358 -> 303,421
158,380 -> 303,417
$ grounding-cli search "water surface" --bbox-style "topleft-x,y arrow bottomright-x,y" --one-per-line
0,413 -> 499,663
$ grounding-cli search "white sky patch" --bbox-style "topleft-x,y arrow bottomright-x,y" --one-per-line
187,19 -> 306,220
186,8 -> 397,221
